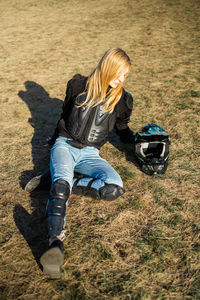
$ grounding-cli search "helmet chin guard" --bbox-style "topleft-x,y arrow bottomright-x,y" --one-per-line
134,123 -> 170,175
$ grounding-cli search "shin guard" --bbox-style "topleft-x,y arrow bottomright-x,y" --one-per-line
47,180 -> 70,237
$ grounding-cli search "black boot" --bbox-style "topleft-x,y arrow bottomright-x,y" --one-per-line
40,239 -> 64,279
24,170 -> 51,192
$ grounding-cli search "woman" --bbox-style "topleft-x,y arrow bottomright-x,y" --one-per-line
39,48 -> 135,278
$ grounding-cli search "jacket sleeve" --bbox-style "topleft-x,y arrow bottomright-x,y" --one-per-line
114,91 -> 135,143
61,80 -> 73,118
48,80 -> 73,145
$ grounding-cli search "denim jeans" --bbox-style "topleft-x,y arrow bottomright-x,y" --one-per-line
50,136 -> 123,192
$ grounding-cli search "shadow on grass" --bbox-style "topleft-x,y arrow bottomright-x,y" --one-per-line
13,196 -> 48,269
108,131 -> 140,169
18,81 -> 63,185
13,81 -> 63,267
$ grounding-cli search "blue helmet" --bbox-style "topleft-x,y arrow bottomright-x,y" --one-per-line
134,123 -> 170,175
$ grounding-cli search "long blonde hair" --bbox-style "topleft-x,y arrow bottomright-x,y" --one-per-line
79,48 -> 131,113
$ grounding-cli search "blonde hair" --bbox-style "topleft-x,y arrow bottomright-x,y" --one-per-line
79,48 -> 131,113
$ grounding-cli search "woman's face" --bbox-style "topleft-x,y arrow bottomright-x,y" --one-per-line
109,68 -> 129,88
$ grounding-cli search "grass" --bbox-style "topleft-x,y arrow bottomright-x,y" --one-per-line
0,0 -> 200,299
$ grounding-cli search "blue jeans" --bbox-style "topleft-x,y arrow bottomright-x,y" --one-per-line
50,136 -> 123,192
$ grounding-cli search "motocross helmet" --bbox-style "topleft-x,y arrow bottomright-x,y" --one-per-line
134,123 -> 170,175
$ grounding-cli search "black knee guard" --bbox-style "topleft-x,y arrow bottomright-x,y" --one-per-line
72,178 -> 101,200
100,184 -> 124,201
47,180 -> 70,237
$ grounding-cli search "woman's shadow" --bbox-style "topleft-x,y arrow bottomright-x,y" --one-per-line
13,81 -> 63,267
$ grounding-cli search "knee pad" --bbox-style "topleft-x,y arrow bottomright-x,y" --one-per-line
49,179 -> 70,200
47,180 -> 70,237
100,184 -> 124,201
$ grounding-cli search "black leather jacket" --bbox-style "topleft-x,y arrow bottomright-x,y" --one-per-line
51,74 -> 134,149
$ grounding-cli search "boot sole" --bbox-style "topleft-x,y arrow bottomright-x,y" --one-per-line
40,246 -> 64,279
24,175 -> 42,192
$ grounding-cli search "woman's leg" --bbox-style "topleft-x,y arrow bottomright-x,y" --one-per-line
47,137 -> 76,238
50,136 -> 77,188
73,146 -> 124,200
40,137 -> 80,279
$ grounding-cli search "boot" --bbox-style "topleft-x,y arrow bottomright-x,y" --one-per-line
24,170 -> 51,192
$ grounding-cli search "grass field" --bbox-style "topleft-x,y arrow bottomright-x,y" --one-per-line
0,0 -> 200,299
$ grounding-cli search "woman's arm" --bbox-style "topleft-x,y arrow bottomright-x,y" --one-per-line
114,91 -> 135,143
48,80 -> 73,146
